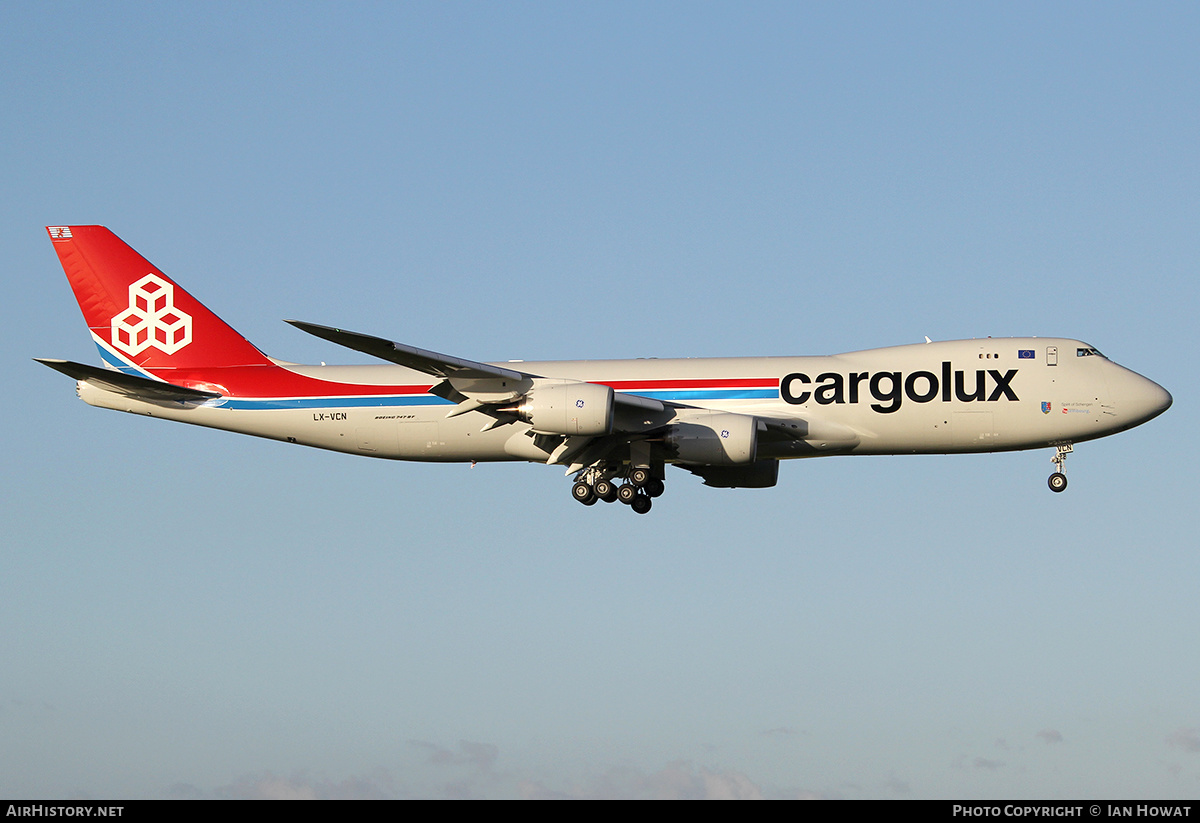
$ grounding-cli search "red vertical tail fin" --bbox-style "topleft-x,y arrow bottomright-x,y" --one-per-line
47,226 -> 272,371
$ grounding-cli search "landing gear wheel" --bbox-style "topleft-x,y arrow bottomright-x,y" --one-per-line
617,483 -> 638,504
630,494 -> 652,514
594,479 -> 617,503
630,468 -> 651,487
644,477 -> 664,498
1048,443 -> 1072,493
572,481 -> 595,504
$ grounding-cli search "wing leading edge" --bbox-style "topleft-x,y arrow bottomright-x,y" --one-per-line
287,320 -> 668,416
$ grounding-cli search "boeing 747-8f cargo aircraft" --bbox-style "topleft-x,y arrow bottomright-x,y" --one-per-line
37,226 -> 1172,514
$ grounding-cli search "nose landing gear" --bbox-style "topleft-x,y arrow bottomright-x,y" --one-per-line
1048,443 -> 1072,493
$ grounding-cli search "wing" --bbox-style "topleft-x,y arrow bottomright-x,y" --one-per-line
287,320 -> 668,423
286,320 -> 527,382
285,321 -> 866,477
751,411 -> 861,463
286,321 -> 871,485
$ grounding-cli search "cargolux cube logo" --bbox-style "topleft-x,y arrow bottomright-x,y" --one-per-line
110,274 -> 193,356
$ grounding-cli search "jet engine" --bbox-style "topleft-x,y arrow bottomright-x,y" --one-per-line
666,411 -> 758,465
509,379 -> 614,436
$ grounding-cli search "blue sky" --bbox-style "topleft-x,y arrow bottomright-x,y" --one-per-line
2,2 -> 1197,799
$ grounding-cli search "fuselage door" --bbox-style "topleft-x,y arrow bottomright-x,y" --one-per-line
1047,346 -> 1058,366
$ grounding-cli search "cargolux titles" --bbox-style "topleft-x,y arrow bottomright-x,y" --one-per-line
780,363 -> 1019,414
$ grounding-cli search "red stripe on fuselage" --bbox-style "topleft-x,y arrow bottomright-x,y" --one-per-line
599,378 -> 777,391
145,364 -> 433,398
141,367 -> 778,401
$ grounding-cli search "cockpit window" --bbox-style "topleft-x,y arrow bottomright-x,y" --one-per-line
1076,347 -> 1104,358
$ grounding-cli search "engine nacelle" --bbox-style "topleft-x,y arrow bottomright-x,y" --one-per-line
666,411 -> 758,465
514,379 -> 614,436
685,460 -> 779,488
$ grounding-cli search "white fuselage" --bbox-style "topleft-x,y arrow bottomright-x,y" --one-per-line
77,337 -> 1171,467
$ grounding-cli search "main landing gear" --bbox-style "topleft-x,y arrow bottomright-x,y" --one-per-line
1048,443 -> 1072,493
571,467 -> 664,514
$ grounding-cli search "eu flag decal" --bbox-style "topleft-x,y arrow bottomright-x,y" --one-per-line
1018,349 -> 1035,359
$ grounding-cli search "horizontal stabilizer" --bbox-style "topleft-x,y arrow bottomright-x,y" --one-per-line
34,358 -> 221,403
287,321 -> 527,381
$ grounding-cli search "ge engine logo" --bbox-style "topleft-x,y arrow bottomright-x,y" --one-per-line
111,274 -> 193,356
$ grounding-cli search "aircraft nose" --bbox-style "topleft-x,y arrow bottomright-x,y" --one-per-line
1144,378 -> 1173,418
1117,369 -> 1172,427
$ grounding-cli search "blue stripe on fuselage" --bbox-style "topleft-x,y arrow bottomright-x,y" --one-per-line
222,395 -> 454,410
222,388 -> 779,410
222,388 -> 778,410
